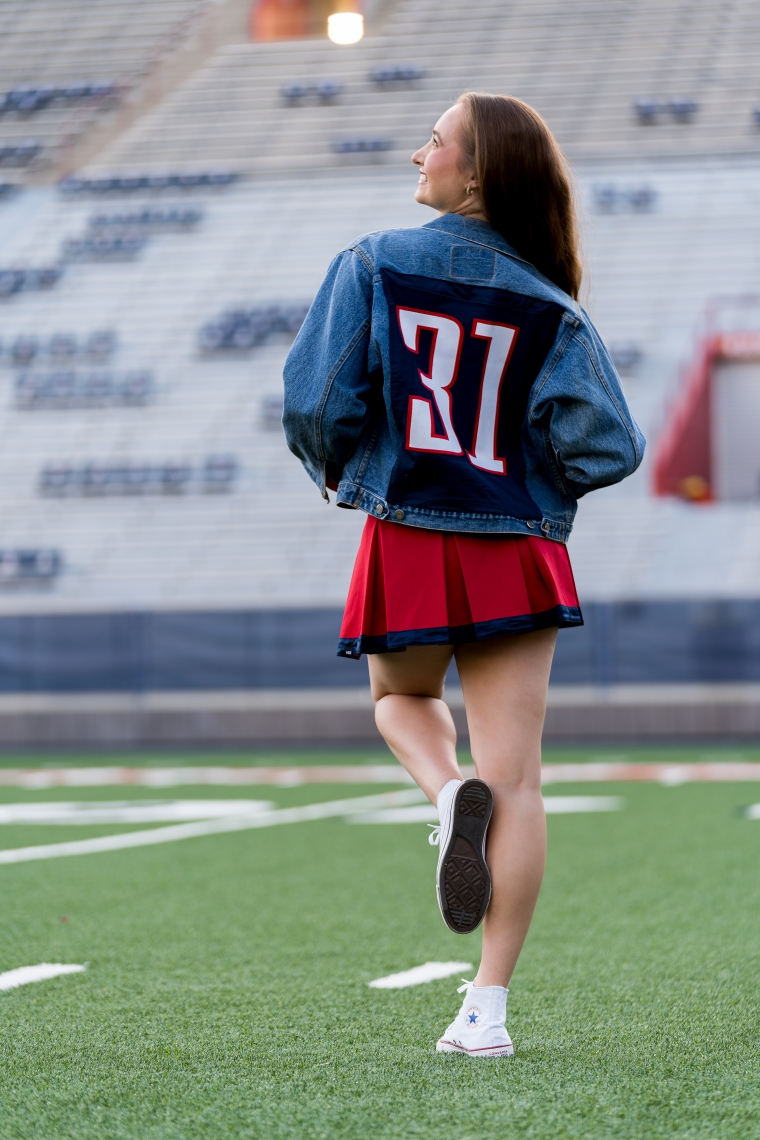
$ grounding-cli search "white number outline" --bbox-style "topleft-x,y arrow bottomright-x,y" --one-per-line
466,319 -> 518,476
396,306 -> 464,455
397,306 -> 519,474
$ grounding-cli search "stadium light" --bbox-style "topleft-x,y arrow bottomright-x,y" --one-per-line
327,10 -> 363,44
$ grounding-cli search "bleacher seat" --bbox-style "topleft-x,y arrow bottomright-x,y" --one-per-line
59,171 -> 238,194
332,138 -> 393,154
0,330 -> 117,365
62,235 -> 149,260
669,97 -> 699,123
282,80 -> 344,104
0,82 -> 117,114
369,64 -> 425,84
39,456 -> 237,497
198,303 -> 309,353
15,369 -> 154,408
260,394 -> 284,431
89,208 -> 203,230
0,139 -> 42,164
0,548 -> 61,583
608,344 -> 643,374
0,267 -> 61,295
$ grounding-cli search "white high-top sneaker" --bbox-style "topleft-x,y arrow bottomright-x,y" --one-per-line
436,979 -> 514,1058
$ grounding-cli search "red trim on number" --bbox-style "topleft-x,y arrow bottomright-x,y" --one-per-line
465,318 -> 519,477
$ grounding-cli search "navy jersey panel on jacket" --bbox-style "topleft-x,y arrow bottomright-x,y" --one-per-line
382,269 -> 563,520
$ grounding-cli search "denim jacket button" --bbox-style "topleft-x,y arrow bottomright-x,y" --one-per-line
374,503 -> 383,514
541,520 -> 551,534
526,520 -> 535,529
394,509 -> 405,521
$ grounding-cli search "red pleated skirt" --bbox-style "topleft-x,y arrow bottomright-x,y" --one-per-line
338,517 -> 583,658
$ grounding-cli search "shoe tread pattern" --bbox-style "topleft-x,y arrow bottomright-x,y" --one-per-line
437,778 -> 493,934
443,836 -> 487,931
458,785 -> 489,819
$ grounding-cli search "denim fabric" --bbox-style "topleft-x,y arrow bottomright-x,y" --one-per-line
283,214 -> 645,540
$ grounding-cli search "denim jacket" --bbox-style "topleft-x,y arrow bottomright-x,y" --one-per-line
283,214 -> 645,542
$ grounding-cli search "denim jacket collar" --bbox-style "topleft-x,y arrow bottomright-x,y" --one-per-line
422,213 -> 523,261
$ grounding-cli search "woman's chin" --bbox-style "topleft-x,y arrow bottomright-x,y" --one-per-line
414,186 -> 433,206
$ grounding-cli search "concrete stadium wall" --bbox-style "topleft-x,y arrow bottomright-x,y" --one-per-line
0,685 -> 759,747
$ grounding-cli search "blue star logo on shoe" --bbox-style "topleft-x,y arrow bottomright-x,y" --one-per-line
466,1006 -> 481,1026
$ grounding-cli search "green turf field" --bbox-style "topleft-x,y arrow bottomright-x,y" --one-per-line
0,749 -> 759,1139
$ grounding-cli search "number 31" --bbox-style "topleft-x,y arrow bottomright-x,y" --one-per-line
397,307 -> 517,475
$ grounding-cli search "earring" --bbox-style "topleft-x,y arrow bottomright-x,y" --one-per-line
466,185 -> 473,195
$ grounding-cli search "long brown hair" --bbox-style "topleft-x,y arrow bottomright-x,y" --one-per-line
457,92 -> 582,300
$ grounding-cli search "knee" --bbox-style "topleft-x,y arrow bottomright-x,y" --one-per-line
484,772 -> 543,800
371,685 -> 445,704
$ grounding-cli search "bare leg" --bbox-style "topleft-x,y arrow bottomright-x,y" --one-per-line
455,628 -> 557,988
369,645 -> 461,804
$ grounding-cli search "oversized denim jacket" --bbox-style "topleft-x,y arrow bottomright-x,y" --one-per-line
283,214 -> 645,543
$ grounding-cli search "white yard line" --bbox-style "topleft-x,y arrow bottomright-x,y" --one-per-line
1,762 -> 760,788
743,804 -> 760,819
369,962 -> 474,989
0,800 -> 274,825
0,789 -> 427,865
349,797 -> 622,824
543,796 -> 623,813
348,805 -> 439,824
0,963 -> 86,991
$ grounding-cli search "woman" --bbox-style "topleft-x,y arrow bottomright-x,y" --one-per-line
284,93 -> 644,1058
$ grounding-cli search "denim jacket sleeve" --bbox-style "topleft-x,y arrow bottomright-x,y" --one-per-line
529,315 -> 646,498
283,249 -> 375,498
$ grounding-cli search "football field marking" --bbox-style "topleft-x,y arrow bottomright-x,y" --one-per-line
349,796 -> 623,824
0,789 -> 427,865
0,800 -> 274,825
2,762 -> 760,788
0,963 -> 86,991
543,795 -> 623,813
368,962 -> 474,989
742,804 -> 760,819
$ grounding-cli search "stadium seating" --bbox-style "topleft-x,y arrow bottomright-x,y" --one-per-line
0,0 -> 758,627
0,155 -> 758,613
84,0 -> 760,176
0,0 -> 223,178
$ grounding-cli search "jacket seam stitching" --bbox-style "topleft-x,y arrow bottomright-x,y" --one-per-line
348,244 -> 375,275
573,331 -> 642,466
314,318 -> 371,466
527,320 -> 577,414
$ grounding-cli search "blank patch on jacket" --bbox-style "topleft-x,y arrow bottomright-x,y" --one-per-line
451,245 -> 495,279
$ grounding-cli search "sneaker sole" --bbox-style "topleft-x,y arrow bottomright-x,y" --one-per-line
436,1038 -> 514,1058
436,778 -> 493,934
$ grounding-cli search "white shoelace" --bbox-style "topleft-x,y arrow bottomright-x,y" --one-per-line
457,978 -> 474,993
427,823 -> 440,846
